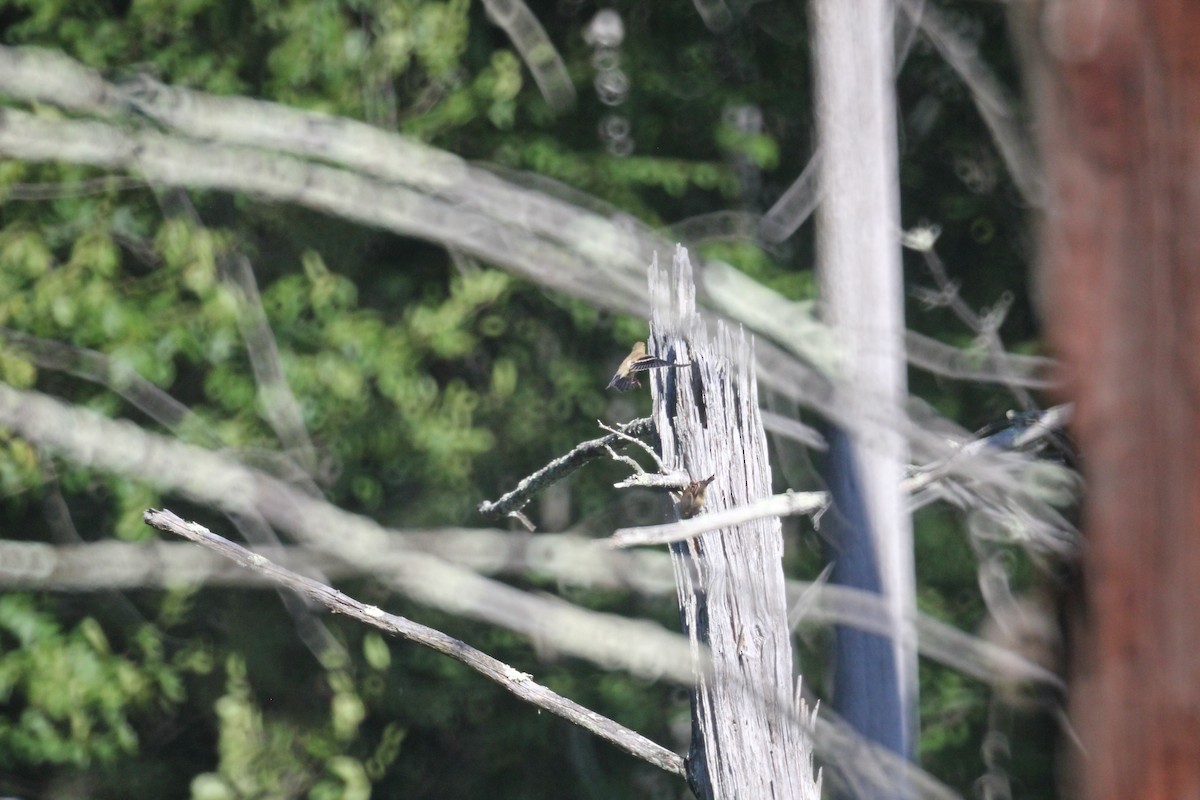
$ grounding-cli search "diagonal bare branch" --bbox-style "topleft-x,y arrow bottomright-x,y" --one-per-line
144,507 -> 684,777
478,417 -> 655,519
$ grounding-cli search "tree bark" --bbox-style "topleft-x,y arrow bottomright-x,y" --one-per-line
1021,2 -> 1200,798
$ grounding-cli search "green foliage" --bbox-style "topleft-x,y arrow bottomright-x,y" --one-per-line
188,655 -> 397,800
918,664 -> 983,762
0,596 -> 188,768
0,435 -> 39,499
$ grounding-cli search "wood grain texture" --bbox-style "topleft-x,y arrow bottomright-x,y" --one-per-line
648,246 -> 820,800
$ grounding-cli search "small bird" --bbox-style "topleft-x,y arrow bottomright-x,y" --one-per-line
606,341 -> 685,391
678,475 -> 716,519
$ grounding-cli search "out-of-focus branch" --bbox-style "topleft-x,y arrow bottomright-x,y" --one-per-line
0,538 -> 350,589
0,384 -> 980,797
759,150 -> 823,243
761,409 -> 828,451
0,44 -> 1076,560
898,0 -> 1043,206
1,328 -> 342,661
479,0 -> 576,111
152,185 -> 319,475
144,507 -> 684,777
0,382 -> 700,684
223,252 -> 319,473
0,46 -> 123,116
703,262 -> 1055,389
0,108 -> 648,315
0,532 -> 1060,692
0,327 -> 211,442
1,174 -> 148,199
689,0 -> 732,32
0,45 -> 1056,403
905,226 -> 1037,410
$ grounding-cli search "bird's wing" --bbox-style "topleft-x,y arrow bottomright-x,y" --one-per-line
627,356 -> 674,373
607,373 -> 642,391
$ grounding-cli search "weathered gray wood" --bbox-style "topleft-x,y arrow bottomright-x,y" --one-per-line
647,246 -> 820,800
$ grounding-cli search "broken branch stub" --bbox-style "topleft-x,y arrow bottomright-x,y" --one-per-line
647,246 -> 820,800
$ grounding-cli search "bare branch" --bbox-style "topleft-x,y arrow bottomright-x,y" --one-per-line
612,471 -> 691,492
0,327 -> 212,443
478,417 -> 654,518
904,227 -> 1038,410
597,419 -> 665,471
144,508 -> 684,777
609,490 -> 828,549
0,44 -> 1057,407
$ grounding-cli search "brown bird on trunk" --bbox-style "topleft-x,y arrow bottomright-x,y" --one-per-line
606,341 -> 687,391
677,475 -> 716,519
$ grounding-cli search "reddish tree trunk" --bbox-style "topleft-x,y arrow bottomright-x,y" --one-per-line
1025,2 -> 1200,799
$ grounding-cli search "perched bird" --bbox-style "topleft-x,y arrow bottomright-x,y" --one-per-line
678,475 -> 716,519
606,341 -> 685,391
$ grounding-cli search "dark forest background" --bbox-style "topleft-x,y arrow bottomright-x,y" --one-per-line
0,1 -> 1068,798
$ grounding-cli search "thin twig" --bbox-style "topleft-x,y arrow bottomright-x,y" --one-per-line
612,471 -> 691,492
144,507 -> 686,778
152,188 -> 319,475
598,419 -> 666,471
603,444 -> 644,475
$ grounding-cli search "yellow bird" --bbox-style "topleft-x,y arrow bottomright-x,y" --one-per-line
677,475 -> 716,519
606,341 -> 686,391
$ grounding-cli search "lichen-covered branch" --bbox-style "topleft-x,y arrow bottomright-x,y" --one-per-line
478,417 -> 654,519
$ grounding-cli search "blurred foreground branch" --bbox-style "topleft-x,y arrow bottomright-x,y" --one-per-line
0,382 -> 699,684
0,534 -> 1061,693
